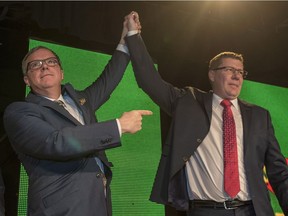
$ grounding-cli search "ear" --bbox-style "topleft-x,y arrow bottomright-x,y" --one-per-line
23,76 -> 30,86
61,70 -> 64,80
208,70 -> 215,83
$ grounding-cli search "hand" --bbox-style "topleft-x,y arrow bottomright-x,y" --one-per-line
119,11 -> 141,45
118,110 -> 153,134
127,11 -> 141,33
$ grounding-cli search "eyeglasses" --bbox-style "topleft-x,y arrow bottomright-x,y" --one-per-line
212,66 -> 248,78
26,57 -> 60,73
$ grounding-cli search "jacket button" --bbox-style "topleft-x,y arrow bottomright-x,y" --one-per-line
101,138 -> 112,144
101,139 -> 107,144
96,172 -> 102,178
197,139 -> 202,143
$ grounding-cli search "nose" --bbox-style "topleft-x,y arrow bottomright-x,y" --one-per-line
40,62 -> 49,71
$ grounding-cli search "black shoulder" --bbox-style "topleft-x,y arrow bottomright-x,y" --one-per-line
184,86 -> 208,99
238,98 -> 269,112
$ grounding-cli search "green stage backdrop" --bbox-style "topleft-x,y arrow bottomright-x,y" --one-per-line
17,40 -> 288,215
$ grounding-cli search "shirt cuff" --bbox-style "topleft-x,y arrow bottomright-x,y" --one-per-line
116,44 -> 129,55
127,30 -> 139,37
116,30 -> 138,55
116,119 -> 122,137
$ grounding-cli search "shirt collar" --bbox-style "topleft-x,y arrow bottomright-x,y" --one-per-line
57,94 -> 65,102
212,93 -> 240,111
42,94 -> 64,102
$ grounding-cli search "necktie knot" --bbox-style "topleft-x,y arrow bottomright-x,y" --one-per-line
55,100 -> 66,107
221,99 -> 232,108
55,99 -> 84,124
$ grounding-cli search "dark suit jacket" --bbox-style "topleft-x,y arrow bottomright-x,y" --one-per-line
3,50 -> 130,216
126,34 -> 288,215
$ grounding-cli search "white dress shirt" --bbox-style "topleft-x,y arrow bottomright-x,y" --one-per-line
185,94 -> 251,201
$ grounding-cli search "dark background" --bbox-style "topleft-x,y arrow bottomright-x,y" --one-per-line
1,2 -> 288,215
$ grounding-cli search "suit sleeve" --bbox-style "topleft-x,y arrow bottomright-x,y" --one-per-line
3,102 -> 122,161
126,34 -> 183,116
264,111 -> 288,214
83,49 -> 130,111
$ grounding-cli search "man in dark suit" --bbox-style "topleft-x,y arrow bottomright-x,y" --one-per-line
3,13 -> 151,216
125,12 -> 288,216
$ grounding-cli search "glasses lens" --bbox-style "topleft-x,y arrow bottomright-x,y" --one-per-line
28,60 -> 42,71
235,69 -> 247,78
46,58 -> 59,66
26,57 -> 59,72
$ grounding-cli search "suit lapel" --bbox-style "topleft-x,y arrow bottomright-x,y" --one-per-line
238,99 -> 253,155
201,93 -> 253,156
187,87 -> 213,122
63,84 -> 90,124
26,90 -> 82,126
203,92 -> 213,122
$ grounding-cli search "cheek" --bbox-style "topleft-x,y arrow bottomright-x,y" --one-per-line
216,77 -> 226,86
223,77 -> 231,85
239,79 -> 244,86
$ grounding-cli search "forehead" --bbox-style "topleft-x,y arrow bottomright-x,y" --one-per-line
26,48 -> 56,63
220,58 -> 243,68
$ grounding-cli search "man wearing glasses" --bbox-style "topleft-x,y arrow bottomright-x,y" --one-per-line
3,13 -> 151,216
125,12 -> 288,216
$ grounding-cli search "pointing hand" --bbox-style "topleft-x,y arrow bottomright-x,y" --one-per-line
119,110 -> 153,134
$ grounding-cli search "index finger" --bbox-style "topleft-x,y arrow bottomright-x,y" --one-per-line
137,110 -> 153,116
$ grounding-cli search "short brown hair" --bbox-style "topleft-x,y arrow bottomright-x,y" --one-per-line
209,51 -> 244,70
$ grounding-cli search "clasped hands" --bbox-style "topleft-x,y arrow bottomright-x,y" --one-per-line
120,11 -> 141,45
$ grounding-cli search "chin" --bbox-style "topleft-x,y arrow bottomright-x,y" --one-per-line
230,95 -> 239,100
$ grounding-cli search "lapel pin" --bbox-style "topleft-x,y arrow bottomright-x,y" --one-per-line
79,98 -> 86,105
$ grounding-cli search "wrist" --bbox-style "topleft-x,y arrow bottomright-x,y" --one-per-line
119,38 -> 126,45
127,30 -> 139,37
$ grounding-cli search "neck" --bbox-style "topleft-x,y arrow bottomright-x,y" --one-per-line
32,87 -> 62,100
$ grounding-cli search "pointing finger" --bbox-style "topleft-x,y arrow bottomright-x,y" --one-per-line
137,110 -> 153,116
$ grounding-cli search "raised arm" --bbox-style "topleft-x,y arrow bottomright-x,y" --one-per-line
125,12 -> 182,115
